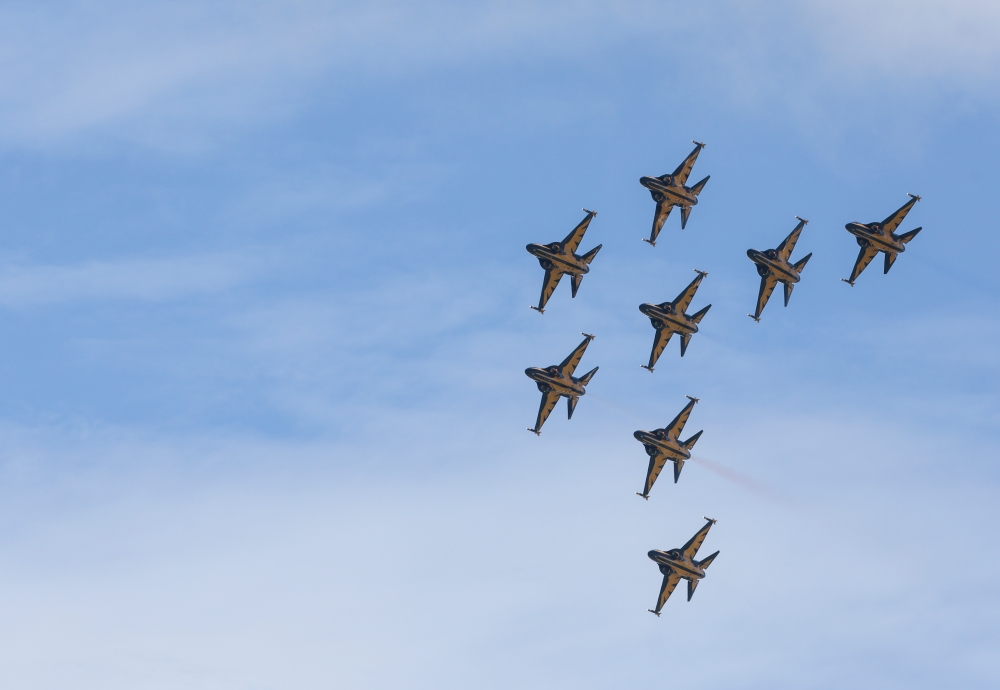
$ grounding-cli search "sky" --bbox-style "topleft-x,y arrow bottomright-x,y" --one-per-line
0,1 -> 998,688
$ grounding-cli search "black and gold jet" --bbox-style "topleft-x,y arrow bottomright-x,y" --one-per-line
842,194 -> 922,286
526,209 -> 602,313
639,141 -> 710,246
647,517 -> 719,616
524,333 -> 598,435
746,217 -> 812,322
639,270 -> 711,372
633,395 -> 703,499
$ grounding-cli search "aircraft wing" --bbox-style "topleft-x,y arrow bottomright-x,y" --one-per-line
881,195 -> 919,235
649,200 -> 673,245
536,269 -> 564,312
561,210 -> 597,255
681,518 -> 715,560
654,571 -> 681,612
532,390 -> 560,434
664,397 -> 697,438
847,245 -> 879,284
776,218 -> 807,262
673,272 -> 705,313
670,142 -> 704,186
559,333 -> 594,377
642,453 -> 669,497
753,274 -> 778,320
647,328 -> 674,371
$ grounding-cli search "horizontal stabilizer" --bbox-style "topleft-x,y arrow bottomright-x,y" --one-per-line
577,366 -> 599,387
673,457 -> 685,483
682,429 -> 703,450
792,252 -> 812,272
689,304 -> 712,324
580,243 -> 602,264
884,251 -> 897,274
680,205 -> 691,229
897,227 -> 922,244
690,175 -> 710,196
697,550 -> 719,570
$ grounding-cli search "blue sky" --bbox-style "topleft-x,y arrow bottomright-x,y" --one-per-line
0,1 -> 998,688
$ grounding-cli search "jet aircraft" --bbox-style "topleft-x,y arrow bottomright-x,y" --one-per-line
525,333 -> 599,435
746,217 -> 812,322
639,270 -> 711,372
842,194 -> 922,286
526,209 -> 602,313
639,141 -> 710,246
633,395 -> 703,499
647,517 -> 719,616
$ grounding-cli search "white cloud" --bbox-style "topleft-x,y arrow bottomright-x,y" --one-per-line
0,252 -> 260,307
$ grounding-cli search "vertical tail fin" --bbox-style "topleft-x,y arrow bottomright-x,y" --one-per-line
680,205 -> 691,229
577,366 -> 599,387
897,227 -> 921,245
682,429 -> 703,450
579,244 -> 602,264
690,175 -> 710,196
689,304 -> 711,324
679,333 -> 691,357
673,457 -> 685,483
570,273 -> 582,298
567,396 -> 578,419
697,550 -> 719,570
783,281 -> 794,307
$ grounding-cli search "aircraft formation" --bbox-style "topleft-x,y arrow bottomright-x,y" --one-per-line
522,141 -> 924,615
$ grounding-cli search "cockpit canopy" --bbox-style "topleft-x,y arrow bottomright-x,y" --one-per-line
765,249 -> 778,260
547,366 -> 559,376
547,242 -> 561,251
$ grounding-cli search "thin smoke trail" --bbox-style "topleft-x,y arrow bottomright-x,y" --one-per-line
691,455 -> 796,508
587,392 -> 795,508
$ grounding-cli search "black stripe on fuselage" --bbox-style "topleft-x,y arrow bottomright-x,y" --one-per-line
654,558 -> 701,578
656,314 -> 695,333
644,181 -> 695,204
848,229 -> 902,252
756,259 -> 798,282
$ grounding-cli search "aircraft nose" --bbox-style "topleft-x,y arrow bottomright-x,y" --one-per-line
524,367 -> 538,378
746,249 -> 757,259
633,430 -> 645,441
647,550 -> 658,561
639,303 -> 651,315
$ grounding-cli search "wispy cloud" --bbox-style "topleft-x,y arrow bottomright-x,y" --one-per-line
0,252 -> 260,307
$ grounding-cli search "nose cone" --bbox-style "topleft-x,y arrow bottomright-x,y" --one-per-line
526,243 -> 542,256
525,367 -> 540,379
747,248 -> 760,260
639,176 -> 655,188
647,550 -> 659,561
845,222 -> 866,233
633,430 -> 646,441
639,303 -> 653,316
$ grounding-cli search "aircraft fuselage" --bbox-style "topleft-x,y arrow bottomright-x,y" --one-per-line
638,302 -> 699,335
844,223 -> 906,254
633,429 -> 690,461
746,248 -> 801,283
647,549 -> 705,580
524,366 -> 585,398
525,243 -> 590,275
639,176 -> 698,207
